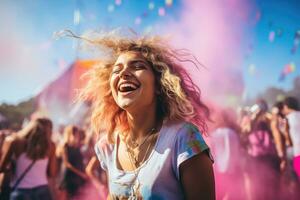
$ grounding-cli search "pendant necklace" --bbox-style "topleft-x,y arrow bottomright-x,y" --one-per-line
125,129 -> 156,199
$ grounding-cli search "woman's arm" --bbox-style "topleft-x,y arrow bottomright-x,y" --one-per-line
270,116 -> 287,171
0,137 -> 15,172
47,141 -> 58,177
282,119 -> 292,147
86,156 -> 106,189
270,116 -> 286,158
180,152 -> 215,200
61,146 -> 88,180
85,156 -> 98,179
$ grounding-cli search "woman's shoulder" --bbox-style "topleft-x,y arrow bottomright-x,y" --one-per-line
5,135 -> 26,148
94,134 -> 114,155
94,134 -> 114,171
164,121 -> 201,136
160,121 -> 205,146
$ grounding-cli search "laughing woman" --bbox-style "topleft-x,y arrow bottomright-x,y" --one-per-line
79,32 -> 215,200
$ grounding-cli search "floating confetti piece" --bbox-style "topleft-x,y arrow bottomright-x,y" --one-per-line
283,62 -> 296,74
165,0 -> 173,7
108,4 -> 115,12
142,11 -> 148,18
291,45 -> 298,54
276,28 -> 283,37
148,2 -> 155,10
279,62 -> 296,81
144,25 -> 153,34
158,7 -> 166,16
255,11 -> 261,22
134,17 -> 142,25
73,9 -> 81,25
248,64 -> 256,76
269,31 -> 275,42
115,0 -> 122,6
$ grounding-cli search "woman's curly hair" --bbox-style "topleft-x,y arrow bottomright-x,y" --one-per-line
77,30 -> 210,143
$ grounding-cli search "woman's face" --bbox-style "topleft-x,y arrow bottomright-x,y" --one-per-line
70,131 -> 81,146
110,51 -> 156,112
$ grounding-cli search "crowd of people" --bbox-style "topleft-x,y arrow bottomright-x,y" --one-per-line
211,97 -> 300,200
0,119 -> 108,200
1,96 -> 299,200
0,29 -> 300,200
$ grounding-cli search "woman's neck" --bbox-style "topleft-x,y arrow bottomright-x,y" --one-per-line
126,105 -> 157,140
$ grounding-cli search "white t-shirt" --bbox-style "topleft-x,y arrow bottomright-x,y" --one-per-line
286,111 -> 300,157
95,122 -> 213,200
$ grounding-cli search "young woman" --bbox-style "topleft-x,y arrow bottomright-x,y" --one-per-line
58,125 -> 88,199
0,118 -> 57,200
79,32 -> 215,199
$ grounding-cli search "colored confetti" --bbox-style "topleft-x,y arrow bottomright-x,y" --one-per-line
115,0 -> 122,6
158,7 -> 166,16
279,62 -> 296,81
148,2 -> 155,10
255,11 -> 261,22
276,28 -> 283,37
108,4 -> 115,12
248,64 -> 256,76
269,31 -> 275,42
144,25 -> 153,34
165,0 -> 173,7
142,11 -> 148,18
134,17 -> 142,25
73,9 -> 81,25
291,45 -> 298,54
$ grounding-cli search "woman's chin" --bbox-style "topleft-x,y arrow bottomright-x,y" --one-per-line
118,99 -> 135,110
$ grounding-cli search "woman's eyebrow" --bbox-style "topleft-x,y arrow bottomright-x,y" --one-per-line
128,59 -> 148,65
113,59 -> 147,67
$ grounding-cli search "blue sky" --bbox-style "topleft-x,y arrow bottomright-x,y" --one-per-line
242,0 -> 300,98
0,0 -> 299,104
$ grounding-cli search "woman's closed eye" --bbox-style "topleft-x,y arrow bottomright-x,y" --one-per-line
112,67 -> 122,74
132,61 -> 147,70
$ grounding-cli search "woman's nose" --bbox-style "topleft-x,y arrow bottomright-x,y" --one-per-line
119,67 -> 132,79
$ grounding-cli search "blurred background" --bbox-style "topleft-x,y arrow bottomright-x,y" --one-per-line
0,0 -> 300,199
0,0 -> 299,128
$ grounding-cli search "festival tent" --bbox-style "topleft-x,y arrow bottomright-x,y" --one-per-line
35,60 -> 97,126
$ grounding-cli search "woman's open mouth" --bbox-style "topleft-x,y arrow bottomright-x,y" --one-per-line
118,81 -> 140,94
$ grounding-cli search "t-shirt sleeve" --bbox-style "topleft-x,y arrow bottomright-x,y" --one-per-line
94,137 -> 109,171
173,123 -> 214,179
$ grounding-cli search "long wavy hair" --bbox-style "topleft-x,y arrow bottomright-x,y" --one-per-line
18,118 -> 52,160
78,31 -> 210,143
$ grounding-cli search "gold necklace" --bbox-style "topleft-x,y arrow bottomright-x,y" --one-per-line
128,128 -> 156,149
125,134 -> 154,200
126,128 -> 156,166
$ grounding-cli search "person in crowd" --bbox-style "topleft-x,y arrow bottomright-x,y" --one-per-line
0,118 -> 57,200
245,99 -> 281,199
210,108 -> 246,200
283,97 -> 300,180
270,101 -> 289,171
58,125 -> 88,200
272,101 -> 300,199
78,31 -> 215,199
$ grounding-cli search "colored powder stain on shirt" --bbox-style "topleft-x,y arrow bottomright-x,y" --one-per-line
95,122 -> 213,199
